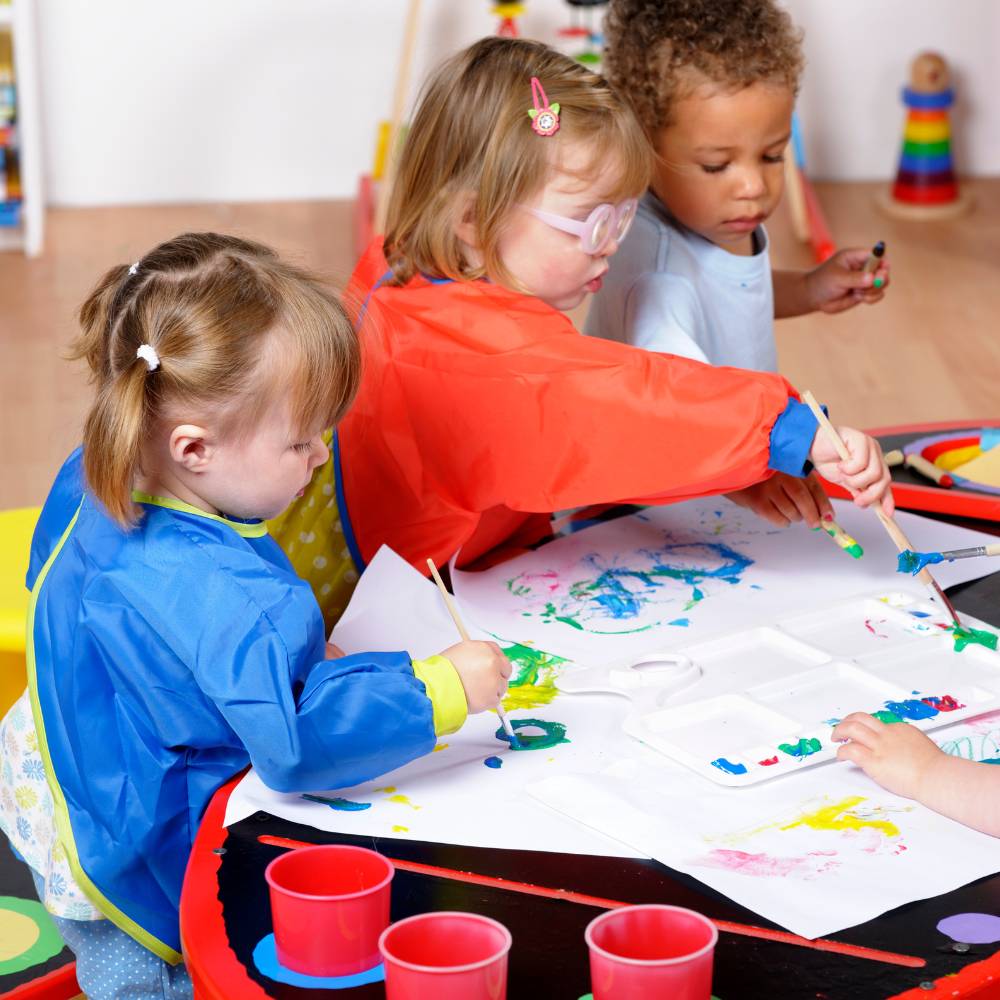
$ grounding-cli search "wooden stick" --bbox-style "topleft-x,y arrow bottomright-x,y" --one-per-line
904,453 -> 954,488
426,559 -> 519,743
783,147 -> 810,244
800,391 -> 961,626
375,0 -> 422,232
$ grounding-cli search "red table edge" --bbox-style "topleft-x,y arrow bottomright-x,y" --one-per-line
180,772 -> 271,1000
0,963 -> 81,1000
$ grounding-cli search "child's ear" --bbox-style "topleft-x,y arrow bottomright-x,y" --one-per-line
168,424 -> 213,473
452,190 -> 480,250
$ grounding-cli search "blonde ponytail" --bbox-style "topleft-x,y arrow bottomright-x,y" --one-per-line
68,232 -> 360,528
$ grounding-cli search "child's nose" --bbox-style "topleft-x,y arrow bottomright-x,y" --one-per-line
736,168 -> 767,199
596,236 -> 620,258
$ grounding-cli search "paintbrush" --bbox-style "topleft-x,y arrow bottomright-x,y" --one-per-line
801,391 -> 962,627
426,558 -> 520,747
903,453 -> 954,488
898,543 -> 1000,575
816,517 -> 863,559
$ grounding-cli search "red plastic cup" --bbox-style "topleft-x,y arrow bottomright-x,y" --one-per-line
378,911 -> 512,1000
586,904 -> 718,1000
265,844 -> 394,977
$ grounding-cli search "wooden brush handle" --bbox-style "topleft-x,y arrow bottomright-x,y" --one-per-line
800,392 -> 932,583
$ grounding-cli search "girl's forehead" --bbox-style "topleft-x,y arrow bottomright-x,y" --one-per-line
545,141 -> 639,203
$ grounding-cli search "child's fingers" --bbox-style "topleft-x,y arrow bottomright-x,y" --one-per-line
880,489 -> 896,517
771,485 -> 804,523
838,710 -> 885,731
807,474 -> 833,522
836,247 -> 873,271
837,741 -> 874,766
781,476 -> 821,526
834,429 -> 869,476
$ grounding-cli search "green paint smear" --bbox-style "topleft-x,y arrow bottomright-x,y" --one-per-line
495,717 -> 569,751
872,710 -> 903,724
952,625 -> 999,652
501,642 -> 568,712
778,737 -> 823,758
543,601 -> 584,630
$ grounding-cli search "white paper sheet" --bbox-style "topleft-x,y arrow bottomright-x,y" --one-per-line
529,710 -> 1000,940
225,545 -> 644,858
452,498 -> 998,663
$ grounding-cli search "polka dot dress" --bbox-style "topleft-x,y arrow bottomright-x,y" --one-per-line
268,430 -> 359,633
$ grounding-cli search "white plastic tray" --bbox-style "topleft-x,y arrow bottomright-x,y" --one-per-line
556,590 -> 1000,786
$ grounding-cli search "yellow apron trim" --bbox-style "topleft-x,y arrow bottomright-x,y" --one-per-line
26,498 -> 185,965
412,655 -> 468,737
132,491 -> 268,538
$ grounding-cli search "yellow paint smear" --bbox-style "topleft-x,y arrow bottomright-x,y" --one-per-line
779,795 -> 900,838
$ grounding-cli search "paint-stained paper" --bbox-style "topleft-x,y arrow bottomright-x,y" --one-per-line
530,709 -> 1000,939
452,498 -> 999,663
224,545 -> 644,858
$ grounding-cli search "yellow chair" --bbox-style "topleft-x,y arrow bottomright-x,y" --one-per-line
0,507 -> 39,718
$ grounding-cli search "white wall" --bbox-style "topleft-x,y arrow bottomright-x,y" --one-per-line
34,0 -> 1000,206
785,0 -> 1000,180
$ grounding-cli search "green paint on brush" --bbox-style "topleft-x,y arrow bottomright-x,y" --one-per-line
951,625 -> 999,653
897,549 -> 944,575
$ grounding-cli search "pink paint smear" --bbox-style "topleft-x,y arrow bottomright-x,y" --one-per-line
692,849 -> 841,879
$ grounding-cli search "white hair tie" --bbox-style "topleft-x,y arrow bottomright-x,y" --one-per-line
128,261 -> 140,276
136,344 -> 160,372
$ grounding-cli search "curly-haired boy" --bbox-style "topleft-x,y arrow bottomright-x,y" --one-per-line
586,0 -> 891,528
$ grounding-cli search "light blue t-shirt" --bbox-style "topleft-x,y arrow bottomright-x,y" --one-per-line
585,191 -> 777,372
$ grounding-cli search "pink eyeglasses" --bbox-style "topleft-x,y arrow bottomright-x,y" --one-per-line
526,198 -> 638,254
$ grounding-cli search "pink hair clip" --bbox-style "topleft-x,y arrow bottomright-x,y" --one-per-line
527,77 -> 560,137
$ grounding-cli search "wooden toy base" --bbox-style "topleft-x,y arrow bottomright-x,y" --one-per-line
876,188 -> 974,221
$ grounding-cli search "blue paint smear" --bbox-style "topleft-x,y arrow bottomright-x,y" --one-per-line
909,611 -> 931,618
576,542 -> 753,621
897,549 -> 945,575
711,757 -> 747,775
668,617 -> 691,627
483,756 -> 503,769
253,935 -> 385,989
300,793 -> 371,812
982,757 -> 1000,766
885,698 -> 939,721
750,584 -> 763,590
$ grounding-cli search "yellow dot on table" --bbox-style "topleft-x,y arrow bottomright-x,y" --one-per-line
433,743 -> 449,752
392,825 -> 409,833
0,896 -> 65,975
0,909 -> 39,961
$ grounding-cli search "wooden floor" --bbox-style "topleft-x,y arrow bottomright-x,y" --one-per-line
1,180 -> 998,510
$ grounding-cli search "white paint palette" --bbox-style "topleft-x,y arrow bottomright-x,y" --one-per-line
556,590 -> 1000,786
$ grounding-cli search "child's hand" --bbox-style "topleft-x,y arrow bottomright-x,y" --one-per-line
833,712 -> 944,800
441,640 -> 513,714
809,426 -> 894,516
725,471 -> 832,529
805,248 -> 890,315
325,642 -> 345,659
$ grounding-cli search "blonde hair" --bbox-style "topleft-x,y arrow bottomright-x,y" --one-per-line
384,36 -> 651,287
70,232 -> 360,527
